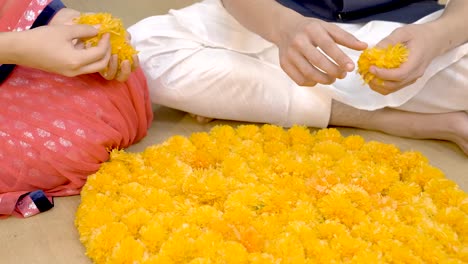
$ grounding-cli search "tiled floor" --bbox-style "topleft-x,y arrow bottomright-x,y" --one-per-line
1,1 -> 465,263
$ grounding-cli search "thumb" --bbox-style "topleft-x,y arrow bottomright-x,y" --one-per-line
67,24 -> 99,39
375,36 -> 396,49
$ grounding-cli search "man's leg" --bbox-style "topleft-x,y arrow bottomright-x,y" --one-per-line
329,101 -> 468,155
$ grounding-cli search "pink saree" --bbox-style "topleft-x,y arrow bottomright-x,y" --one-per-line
0,0 -> 153,217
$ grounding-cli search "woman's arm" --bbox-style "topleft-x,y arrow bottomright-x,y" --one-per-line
0,25 -> 111,77
49,8 -> 139,82
0,32 -> 20,64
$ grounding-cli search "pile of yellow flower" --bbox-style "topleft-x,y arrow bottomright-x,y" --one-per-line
357,43 -> 409,84
75,13 -> 138,67
76,125 -> 467,264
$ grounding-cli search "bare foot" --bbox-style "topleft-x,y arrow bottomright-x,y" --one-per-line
188,113 -> 214,124
329,101 -> 468,155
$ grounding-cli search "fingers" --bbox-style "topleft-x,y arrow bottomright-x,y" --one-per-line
310,26 -> 358,73
302,44 -> 347,80
326,24 -> 367,71
281,50 -> 320,86
67,24 -> 99,39
375,31 -> 403,49
189,113 -> 214,124
100,54 -> 118,80
131,54 -> 140,71
78,33 -> 111,65
126,31 -> 132,42
328,23 -> 367,49
368,78 -> 417,95
370,66 -> 406,82
327,23 -> 368,51
115,60 -> 131,82
370,57 -> 422,83
196,115 -> 214,124
75,47 -> 112,75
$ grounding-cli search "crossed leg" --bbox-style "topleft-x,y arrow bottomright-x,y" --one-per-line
189,102 -> 468,155
328,101 -> 468,155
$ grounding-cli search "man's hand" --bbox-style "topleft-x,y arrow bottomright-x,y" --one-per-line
368,23 -> 444,95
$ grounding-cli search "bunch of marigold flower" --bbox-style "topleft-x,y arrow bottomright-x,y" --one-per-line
74,13 -> 138,68
357,43 -> 409,84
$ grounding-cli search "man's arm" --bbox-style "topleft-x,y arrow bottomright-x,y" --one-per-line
221,0 -> 367,86
221,0 -> 302,45
431,0 -> 468,53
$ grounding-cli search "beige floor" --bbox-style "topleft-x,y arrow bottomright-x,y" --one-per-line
1,1 -> 466,264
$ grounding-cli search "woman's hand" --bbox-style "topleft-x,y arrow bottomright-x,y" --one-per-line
368,23 -> 445,95
277,16 -> 367,87
49,8 -> 81,26
98,32 -> 140,82
49,8 -> 139,82
13,24 -> 112,77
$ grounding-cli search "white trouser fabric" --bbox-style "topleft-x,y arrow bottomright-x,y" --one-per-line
129,0 -> 468,128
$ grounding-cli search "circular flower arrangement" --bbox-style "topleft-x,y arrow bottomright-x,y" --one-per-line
76,125 -> 467,264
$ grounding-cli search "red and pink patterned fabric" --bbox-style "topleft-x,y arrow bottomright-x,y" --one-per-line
0,0 -> 153,217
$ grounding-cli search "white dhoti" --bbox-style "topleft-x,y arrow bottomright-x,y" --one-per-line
128,0 -> 468,128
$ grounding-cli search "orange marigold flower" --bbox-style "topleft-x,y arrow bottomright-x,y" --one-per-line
74,13 -> 138,68
357,43 -> 409,84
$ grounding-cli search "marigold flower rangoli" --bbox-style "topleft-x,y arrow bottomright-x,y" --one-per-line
76,125 -> 467,263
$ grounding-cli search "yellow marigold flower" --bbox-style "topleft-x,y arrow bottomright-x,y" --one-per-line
391,151 -> 428,177
209,125 -> 238,144
85,222 -> 129,263
312,141 -> 347,160
248,252 -> 278,264
261,124 -> 289,144
316,220 -> 349,240
350,250 -> 382,264
314,128 -> 343,143
357,43 -> 409,84
358,163 -> 400,194
358,141 -> 401,164
342,135 -> 365,151
75,13 -> 138,67
217,241 -> 249,263
236,125 -> 261,140
263,141 -> 288,156
139,221 -> 167,253
75,206 -> 115,244
193,231 -> 224,258
186,205 -> 223,227
264,232 -> 306,264
435,207 -> 468,237
407,164 -> 445,188
182,168 -> 231,203
387,181 -> 422,202
351,221 -> 392,243
141,254 -> 174,264
189,258 -> 213,264
121,208 -> 152,236
108,236 -> 145,264
330,234 -> 369,259
287,125 -> 315,146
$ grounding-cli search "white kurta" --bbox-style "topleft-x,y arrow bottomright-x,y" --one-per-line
129,0 -> 468,128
